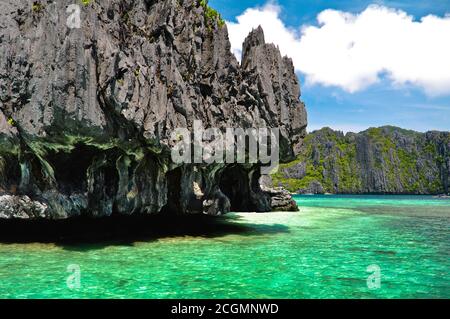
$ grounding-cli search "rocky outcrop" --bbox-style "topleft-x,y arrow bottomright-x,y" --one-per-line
0,0 -> 306,219
273,126 -> 450,195
259,175 -> 298,211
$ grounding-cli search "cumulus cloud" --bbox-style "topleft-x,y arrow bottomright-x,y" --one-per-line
226,3 -> 450,96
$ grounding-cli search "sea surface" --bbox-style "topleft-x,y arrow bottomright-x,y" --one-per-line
0,195 -> 448,298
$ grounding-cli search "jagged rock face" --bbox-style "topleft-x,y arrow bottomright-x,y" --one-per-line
0,0 -> 307,219
259,176 -> 298,212
273,126 -> 450,195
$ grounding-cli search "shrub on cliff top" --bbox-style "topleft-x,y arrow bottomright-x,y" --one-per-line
199,0 -> 225,28
32,1 -> 44,13
7,117 -> 16,127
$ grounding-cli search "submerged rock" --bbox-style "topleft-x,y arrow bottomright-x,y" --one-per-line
0,0 -> 306,218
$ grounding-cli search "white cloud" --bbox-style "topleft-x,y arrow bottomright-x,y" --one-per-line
226,3 -> 450,96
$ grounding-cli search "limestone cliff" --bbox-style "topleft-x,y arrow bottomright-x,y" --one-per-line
0,0 -> 307,218
273,126 -> 450,195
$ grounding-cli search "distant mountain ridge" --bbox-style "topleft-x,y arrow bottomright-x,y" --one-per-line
272,126 -> 450,195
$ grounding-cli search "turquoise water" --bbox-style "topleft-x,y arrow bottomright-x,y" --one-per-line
0,195 -> 449,299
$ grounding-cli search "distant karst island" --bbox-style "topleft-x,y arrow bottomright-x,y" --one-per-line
272,126 -> 450,195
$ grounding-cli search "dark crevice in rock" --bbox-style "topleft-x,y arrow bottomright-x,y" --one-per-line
161,167 -> 182,214
46,144 -> 98,194
0,153 -> 20,194
88,153 -> 120,216
219,165 -> 256,212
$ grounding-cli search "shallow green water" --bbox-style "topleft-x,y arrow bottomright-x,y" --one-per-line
0,195 -> 449,298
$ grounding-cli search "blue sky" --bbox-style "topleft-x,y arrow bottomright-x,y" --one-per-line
210,0 -> 450,133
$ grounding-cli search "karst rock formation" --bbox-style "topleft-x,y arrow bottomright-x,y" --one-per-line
0,0 -> 307,219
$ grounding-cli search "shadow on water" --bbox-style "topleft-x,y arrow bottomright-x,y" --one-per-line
0,214 -> 289,251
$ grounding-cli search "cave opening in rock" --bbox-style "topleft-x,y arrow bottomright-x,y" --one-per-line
219,165 -> 254,212
0,154 -> 21,194
46,143 -> 99,194
161,167 -> 183,214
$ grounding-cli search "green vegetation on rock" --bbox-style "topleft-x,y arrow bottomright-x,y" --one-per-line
32,1 -> 43,13
81,0 -> 92,6
199,0 -> 225,28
